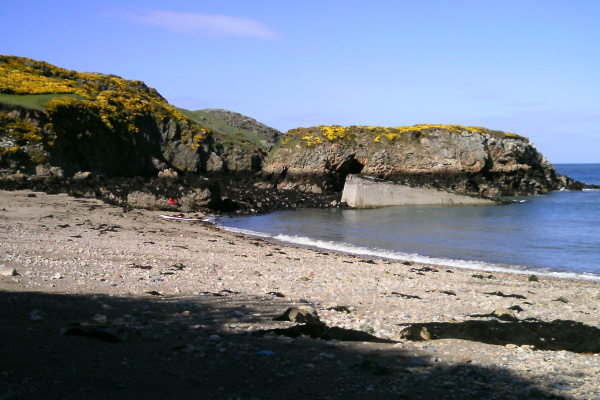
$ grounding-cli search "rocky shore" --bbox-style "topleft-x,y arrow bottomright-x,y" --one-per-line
1,190 -> 600,400
0,174 -> 343,215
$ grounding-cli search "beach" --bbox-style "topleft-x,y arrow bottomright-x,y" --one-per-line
1,190 -> 599,399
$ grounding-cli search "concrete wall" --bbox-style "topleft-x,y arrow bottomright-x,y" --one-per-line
341,175 -> 498,208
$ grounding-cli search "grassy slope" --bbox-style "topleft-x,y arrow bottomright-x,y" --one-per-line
178,108 -> 265,152
0,93 -> 84,111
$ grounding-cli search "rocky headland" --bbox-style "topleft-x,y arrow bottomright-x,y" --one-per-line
0,55 -> 592,215
263,125 -> 584,197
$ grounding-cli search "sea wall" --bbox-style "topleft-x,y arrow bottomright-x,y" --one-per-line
341,175 -> 499,208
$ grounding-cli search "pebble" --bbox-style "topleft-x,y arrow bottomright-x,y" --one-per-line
29,310 -> 44,321
92,314 -> 108,323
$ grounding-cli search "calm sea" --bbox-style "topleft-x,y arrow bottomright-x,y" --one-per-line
217,164 -> 600,280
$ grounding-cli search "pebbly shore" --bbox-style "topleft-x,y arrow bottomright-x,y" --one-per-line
1,190 -> 599,400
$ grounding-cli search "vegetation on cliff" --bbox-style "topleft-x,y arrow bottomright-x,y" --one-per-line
0,112 -> 45,163
0,55 -> 207,143
197,109 -> 282,150
279,124 -> 528,149
178,108 -> 266,153
0,55 -> 266,175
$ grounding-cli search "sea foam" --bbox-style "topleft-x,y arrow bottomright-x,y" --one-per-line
220,226 -> 600,282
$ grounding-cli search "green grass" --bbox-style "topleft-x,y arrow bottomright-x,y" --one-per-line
177,108 -> 265,151
0,93 -> 84,111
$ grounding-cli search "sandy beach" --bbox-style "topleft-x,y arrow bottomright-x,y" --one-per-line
1,189 -> 599,400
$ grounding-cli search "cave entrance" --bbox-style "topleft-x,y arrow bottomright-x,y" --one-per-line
334,156 -> 364,191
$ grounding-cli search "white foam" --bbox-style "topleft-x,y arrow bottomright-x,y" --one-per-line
219,225 -> 600,282
223,226 -> 271,238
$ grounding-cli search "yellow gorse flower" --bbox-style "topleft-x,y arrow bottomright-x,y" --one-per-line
290,124 -> 526,147
0,55 -> 210,149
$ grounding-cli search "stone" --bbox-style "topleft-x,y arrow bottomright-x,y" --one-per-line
273,307 -> 324,326
0,266 -> 18,276
29,310 -> 44,321
73,171 -> 92,180
92,314 -> 108,324
492,308 -> 519,322
157,168 -> 178,179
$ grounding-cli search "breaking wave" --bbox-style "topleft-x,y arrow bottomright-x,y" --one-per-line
220,226 -> 600,282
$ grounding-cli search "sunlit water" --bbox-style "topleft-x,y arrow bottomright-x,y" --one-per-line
217,164 -> 600,280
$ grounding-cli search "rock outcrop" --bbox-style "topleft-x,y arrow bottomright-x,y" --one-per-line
263,125 -> 581,197
200,108 -> 283,150
0,55 -> 265,179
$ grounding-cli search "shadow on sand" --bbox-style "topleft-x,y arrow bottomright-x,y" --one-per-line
0,289 -> 577,400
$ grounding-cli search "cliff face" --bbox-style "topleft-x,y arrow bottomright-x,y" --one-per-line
0,55 -> 264,178
264,125 -> 576,196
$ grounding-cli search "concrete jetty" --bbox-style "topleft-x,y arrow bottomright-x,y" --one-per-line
341,174 -> 499,208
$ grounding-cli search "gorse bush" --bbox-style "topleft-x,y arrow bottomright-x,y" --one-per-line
0,55 -> 210,147
0,112 -> 45,164
287,124 -> 528,147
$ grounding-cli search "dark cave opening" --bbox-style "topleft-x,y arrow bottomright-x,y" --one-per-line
334,156 -> 365,191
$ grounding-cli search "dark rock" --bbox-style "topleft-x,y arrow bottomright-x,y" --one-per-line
441,290 -> 457,296
255,324 -> 396,343
273,307 -> 324,326
484,291 -> 527,299
390,292 -> 422,300
327,306 -> 352,313
62,327 -> 122,343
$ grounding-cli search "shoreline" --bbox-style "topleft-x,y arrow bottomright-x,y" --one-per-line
218,222 -> 600,283
2,189 -> 600,399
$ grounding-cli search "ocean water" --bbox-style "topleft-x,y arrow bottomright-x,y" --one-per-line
217,164 -> 600,280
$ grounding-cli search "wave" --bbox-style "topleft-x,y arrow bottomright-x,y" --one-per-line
220,225 -> 600,282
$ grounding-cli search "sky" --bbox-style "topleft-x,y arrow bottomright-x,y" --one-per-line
1,0 -> 599,163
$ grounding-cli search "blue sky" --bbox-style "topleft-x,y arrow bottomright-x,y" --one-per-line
1,1 -> 599,163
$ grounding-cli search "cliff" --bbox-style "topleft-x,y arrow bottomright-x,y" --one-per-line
263,125 -> 580,196
0,55 -> 265,178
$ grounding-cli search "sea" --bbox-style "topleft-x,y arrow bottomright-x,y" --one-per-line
216,164 -> 600,281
